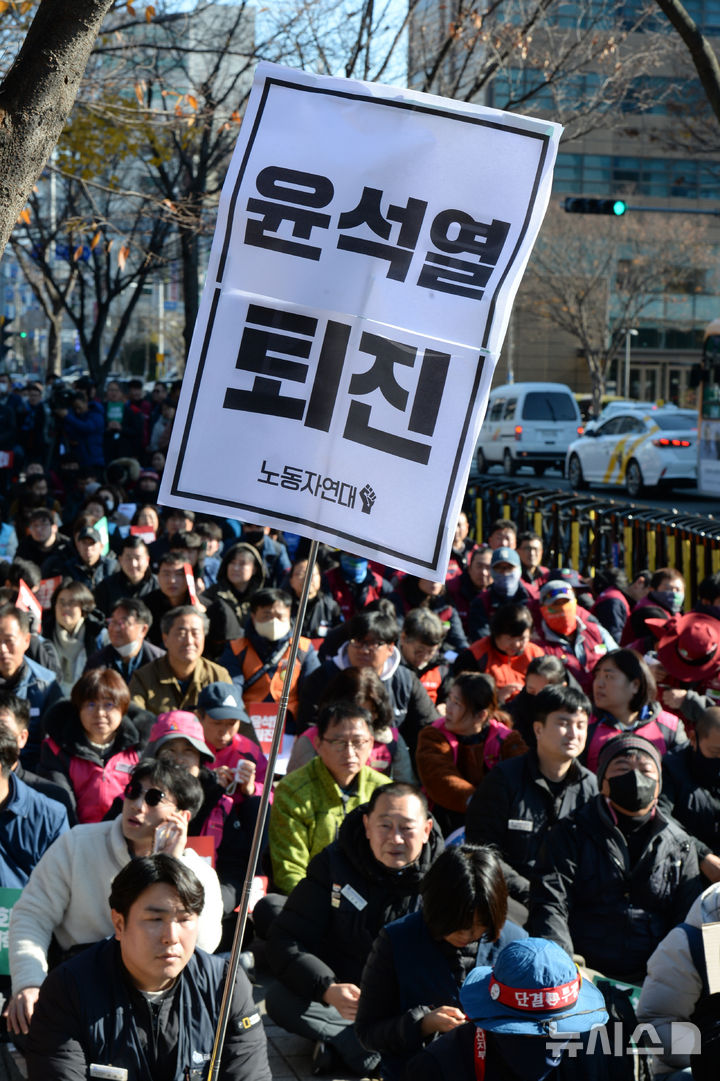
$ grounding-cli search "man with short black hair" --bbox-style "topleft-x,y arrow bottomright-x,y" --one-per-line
15,509 -> 70,572
85,598 -> 164,683
0,693 -> 75,820
25,855 -> 271,1081
0,722 -> 68,888
0,606 -> 63,768
466,685 -> 596,915
94,535 -> 158,614
7,759 -> 223,1036
144,551 -> 195,645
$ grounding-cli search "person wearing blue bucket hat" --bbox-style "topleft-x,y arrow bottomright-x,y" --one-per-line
407,937 -> 608,1080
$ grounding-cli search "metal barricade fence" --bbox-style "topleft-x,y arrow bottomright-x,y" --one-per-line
465,479 -> 720,607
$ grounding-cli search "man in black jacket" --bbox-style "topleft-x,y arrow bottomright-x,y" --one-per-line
265,782 -> 440,1076
24,854 -> 270,1081
466,684 -> 596,921
527,733 -> 704,983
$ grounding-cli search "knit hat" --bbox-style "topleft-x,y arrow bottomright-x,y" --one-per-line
461,938 -> 607,1035
596,733 -> 662,786
148,711 -> 214,762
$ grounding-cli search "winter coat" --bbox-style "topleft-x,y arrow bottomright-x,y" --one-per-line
415,717 -> 526,817
355,910 -> 526,1081
452,635 -> 545,694
659,742 -> 720,862
268,756 -> 391,895
445,570 -> 481,631
38,699 -> 149,823
466,582 -> 536,642
266,804 -> 444,999
7,656 -> 64,770
466,750 -> 598,904
9,816 -> 223,993
637,881 -> 720,1074
584,704 -> 687,774
391,580 -> 468,654
219,625 -> 319,725
591,586 -> 631,643
285,723 -> 416,784
323,565 -> 394,621
203,542 -> 266,653
532,610 -> 608,693
93,567 -> 158,615
0,772 -> 69,888
58,552 -> 118,592
296,643 -> 437,757
24,936 -> 270,1081
527,795 -> 703,982
290,589 -> 343,642
84,639 -> 166,683
62,400 -> 105,468
128,654 -> 232,715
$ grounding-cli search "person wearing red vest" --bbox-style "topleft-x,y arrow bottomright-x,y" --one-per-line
38,667 -> 149,824
218,587 -> 320,730
516,531 -> 550,599
446,546 -> 492,632
398,608 -> 448,706
323,553 -> 394,621
533,579 -> 608,693
453,603 -> 544,704
584,648 -> 688,774
415,672 -> 525,835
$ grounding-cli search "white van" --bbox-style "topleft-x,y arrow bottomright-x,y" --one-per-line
475,382 -> 583,476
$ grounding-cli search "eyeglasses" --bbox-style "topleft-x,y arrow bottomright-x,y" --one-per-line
124,782 -> 169,807
349,639 -> 386,653
321,737 -> 372,752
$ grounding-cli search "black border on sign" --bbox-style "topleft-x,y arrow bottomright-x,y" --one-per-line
170,75 -> 551,569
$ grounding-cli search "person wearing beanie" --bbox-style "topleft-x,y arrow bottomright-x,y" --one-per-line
528,733 -> 703,983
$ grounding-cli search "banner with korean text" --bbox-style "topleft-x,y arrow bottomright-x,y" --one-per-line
161,63 -> 562,577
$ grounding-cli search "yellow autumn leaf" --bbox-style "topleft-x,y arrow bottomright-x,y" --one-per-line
90,231 -> 101,251
19,0 -> 33,12
118,245 -> 130,270
146,5 -> 155,22
18,208 -> 31,225
134,83 -> 144,106
127,2 -> 136,15
187,94 -> 198,110
73,245 -> 84,262
0,3 -> 10,13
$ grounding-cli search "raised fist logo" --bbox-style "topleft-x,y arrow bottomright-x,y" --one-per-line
359,484 -> 376,515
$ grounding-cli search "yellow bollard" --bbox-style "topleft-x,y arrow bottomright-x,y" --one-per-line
666,533 -> 676,569
713,546 -> 720,575
647,529 -> 656,572
475,497 -> 483,543
681,537 -> 691,593
570,521 -> 580,571
623,525 -> 633,580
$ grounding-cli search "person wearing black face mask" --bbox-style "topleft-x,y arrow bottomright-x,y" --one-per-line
528,733 -> 703,984
660,706 -> 720,885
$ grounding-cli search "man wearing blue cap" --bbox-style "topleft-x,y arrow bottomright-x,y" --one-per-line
408,937 -> 608,1079
466,547 -> 535,641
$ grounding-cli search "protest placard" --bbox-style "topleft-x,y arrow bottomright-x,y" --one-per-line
160,63 -> 561,576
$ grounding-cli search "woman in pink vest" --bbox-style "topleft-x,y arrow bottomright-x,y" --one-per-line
38,667 -> 145,823
415,672 -> 526,835
584,648 -> 688,774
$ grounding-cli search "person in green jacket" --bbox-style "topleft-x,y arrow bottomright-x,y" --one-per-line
269,701 -> 390,895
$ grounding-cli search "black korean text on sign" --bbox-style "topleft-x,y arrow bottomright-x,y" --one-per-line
223,304 -> 450,465
337,187 -> 428,282
245,166 -> 334,261
418,211 -> 511,300
244,166 -> 510,302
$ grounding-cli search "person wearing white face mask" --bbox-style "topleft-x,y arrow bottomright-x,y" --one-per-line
219,588 -> 320,730
466,548 -> 535,642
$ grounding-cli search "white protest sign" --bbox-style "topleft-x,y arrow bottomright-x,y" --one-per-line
161,62 -> 561,576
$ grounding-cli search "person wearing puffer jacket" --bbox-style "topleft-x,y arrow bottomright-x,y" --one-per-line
637,880 -> 720,1079
265,784 -> 442,1077
38,668 -> 152,823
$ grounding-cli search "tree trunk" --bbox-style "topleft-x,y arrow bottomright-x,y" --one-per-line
654,0 -> 720,123
46,313 -> 63,378
181,224 -> 200,363
0,0 -> 115,255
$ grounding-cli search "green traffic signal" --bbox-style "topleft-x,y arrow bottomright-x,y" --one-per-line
563,197 -> 628,216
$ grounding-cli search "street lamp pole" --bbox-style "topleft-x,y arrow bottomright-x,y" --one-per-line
624,328 -> 638,398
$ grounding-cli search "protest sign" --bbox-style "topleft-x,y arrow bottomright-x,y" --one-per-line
16,578 -> 42,629
0,888 -> 22,974
160,62 -> 561,577
35,576 -> 62,611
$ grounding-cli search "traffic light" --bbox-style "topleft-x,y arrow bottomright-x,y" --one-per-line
563,197 -> 627,216
0,316 -> 13,361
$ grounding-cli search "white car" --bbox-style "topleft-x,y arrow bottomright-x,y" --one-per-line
565,408 -> 697,497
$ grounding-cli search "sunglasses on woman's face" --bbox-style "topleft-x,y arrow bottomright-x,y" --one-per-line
123,781 -> 168,807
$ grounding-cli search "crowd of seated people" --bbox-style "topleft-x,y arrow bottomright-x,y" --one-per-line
1,377 -> 720,1078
